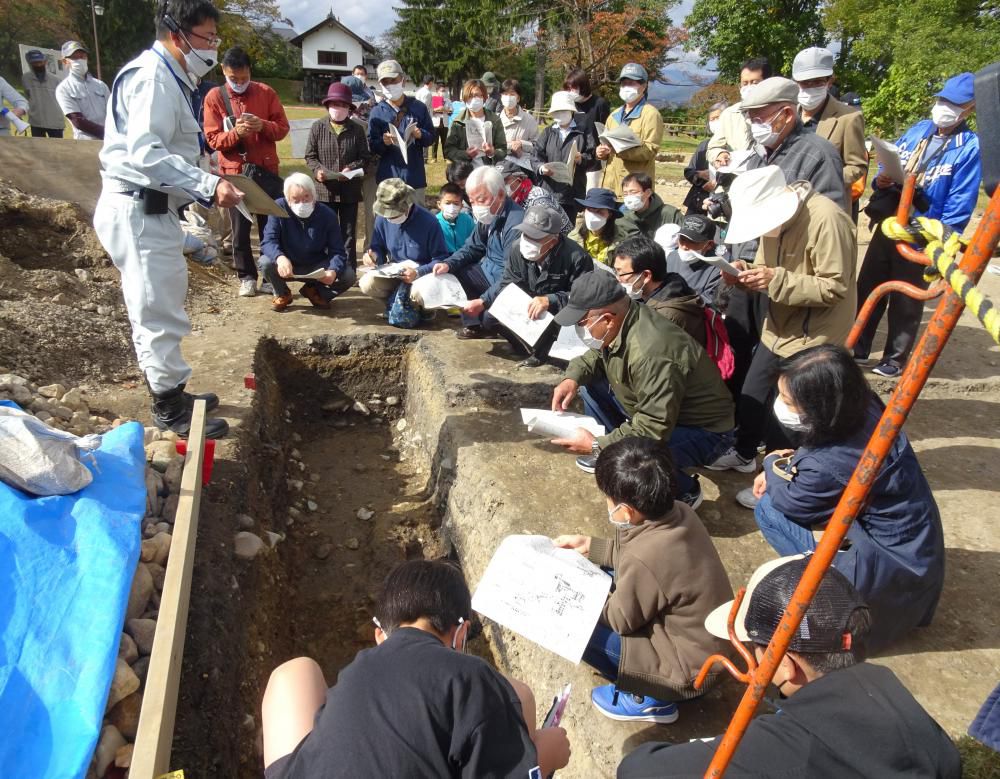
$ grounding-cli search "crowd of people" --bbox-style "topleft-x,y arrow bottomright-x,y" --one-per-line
0,0 -> 990,774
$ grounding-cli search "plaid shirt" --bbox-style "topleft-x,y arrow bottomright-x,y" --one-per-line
304,118 -> 372,203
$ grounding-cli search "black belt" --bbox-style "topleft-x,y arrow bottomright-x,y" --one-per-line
111,186 -> 169,214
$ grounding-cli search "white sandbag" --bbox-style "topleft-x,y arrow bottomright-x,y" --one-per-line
0,406 -> 101,496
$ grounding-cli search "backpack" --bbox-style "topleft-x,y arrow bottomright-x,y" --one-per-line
704,308 -> 735,380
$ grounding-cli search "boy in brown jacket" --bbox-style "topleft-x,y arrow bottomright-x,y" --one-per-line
554,436 -> 733,723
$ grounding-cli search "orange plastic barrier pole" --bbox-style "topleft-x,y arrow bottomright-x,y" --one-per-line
702,184 -> 1000,778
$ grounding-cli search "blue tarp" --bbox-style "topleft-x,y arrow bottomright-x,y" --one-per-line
0,408 -> 146,779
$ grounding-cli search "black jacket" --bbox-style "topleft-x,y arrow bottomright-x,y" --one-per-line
497,235 -> 594,313
535,113 -> 598,208
617,662 -> 961,779
682,139 -> 710,214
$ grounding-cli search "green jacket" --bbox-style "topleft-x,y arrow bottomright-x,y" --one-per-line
619,193 -> 683,239
566,302 -> 734,447
443,108 -> 508,165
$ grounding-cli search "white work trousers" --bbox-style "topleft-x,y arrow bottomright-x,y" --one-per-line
93,191 -> 192,394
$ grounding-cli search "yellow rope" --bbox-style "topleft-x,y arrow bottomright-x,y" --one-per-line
881,216 -> 1000,346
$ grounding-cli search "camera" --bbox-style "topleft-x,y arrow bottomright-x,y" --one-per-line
706,192 -> 731,221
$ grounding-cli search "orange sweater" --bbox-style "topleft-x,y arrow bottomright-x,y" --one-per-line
202,81 -> 289,175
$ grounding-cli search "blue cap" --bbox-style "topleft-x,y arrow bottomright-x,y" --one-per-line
341,75 -> 369,102
618,63 -> 648,82
26,49 -> 46,63
935,73 -> 975,105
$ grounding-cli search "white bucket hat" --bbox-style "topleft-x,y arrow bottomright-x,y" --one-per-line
724,166 -> 801,245
704,555 -> 806,642
548,90 -> 578,115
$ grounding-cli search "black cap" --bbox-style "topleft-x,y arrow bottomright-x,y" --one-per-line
554,270 -> 626,326
678,214 -> 715,243
575,187 -> 623,213
745,557 -> 868,653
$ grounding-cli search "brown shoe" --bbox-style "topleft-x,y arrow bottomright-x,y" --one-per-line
271,293 -> 293,312
300,285 -> 332,310
456,326 -> 486,340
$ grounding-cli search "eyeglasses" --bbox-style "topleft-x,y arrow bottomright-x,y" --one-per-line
184,29 -> 222,48
615,269 -> 639,281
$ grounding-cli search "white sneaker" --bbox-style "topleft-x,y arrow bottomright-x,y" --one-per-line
706,447 -> 757,473
735,487 -> 758,510
238,279 -> 257,297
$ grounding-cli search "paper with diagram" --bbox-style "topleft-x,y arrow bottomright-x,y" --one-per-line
472,535 -> 612,663
363,260 -> 419,279
519,408 -> 605,439
599,123 -> 641,153
489,283 -> 555,346
548,325 -> 589,362
409,272 -> 468,309
870,136 -> 905,185
322,167 -> 365,181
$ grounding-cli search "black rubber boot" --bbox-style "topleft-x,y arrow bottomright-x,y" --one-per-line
151,385 -> 229,439
183,388 -> 220,412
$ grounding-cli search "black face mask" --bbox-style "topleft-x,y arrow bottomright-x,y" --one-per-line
31,65 -> 46,76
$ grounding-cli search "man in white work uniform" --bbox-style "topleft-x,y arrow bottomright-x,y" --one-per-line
55,40 -> 110,140
94,0 -> 243,439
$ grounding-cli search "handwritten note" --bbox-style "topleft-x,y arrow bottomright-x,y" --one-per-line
473,535 -> 612,664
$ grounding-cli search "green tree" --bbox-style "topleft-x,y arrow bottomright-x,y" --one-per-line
824,0 -> 1000,134
683,0 -> 825,81
0,0 -> 74,79
70,0 -> 157,81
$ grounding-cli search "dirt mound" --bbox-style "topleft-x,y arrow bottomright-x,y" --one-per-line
0,181 -> 234,388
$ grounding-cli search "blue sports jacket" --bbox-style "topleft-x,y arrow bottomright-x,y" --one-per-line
444,199 -> 524,306
894,118 -> 981,231
367,96 -> 436,189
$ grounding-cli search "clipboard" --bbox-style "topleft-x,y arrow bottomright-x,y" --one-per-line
222,174 -> 289,218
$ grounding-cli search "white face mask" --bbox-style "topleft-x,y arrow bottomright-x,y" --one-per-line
472,202 -> 497,225
184,46 -> 217,79
708,119 -> 721,135
382,82 -> 404,101
931,100 -> 961,129
619,86 -> 640,104
501,94 -> 518,110
569,89 -> 584,103
576,316 -> 606,350
773,395 -> 808,431
69,59 -> 88,78
621,276 -> 644,300
740,84 -> 755,101
227,77 -> 250,95
388,210 -> 409,225
677,248 -> 708,263
289,201 -> 315,219
551,110 -> 573,127
607,503 -> 631,527
797,86 -> 827,111
328,106 -> 350,123
441,203 -> 462,221
467,96 -> 485,113
751,117 -> 780,147
623,193 -> 645,212
584,210 -> 607,232
520,236 -> 546,261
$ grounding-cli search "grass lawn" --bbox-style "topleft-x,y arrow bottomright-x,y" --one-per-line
959,736 -> 1000,779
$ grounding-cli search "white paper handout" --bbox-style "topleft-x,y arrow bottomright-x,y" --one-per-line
680,251 -> 743,276
472,535 -> 613,664
290,267 -> 331,280
599,123 -> 641,153
548,325 -> 589,362
409,272 -> 468,309
322,167 -> 365,181
566,139 -> 579,183
364,260 -> 420,278
465,118 -> 493,151
543,161 -> 573,186
519,408 -> 605,439
489,283 -> 555,347
870,136 -> 905,185
390,121 -> 419,165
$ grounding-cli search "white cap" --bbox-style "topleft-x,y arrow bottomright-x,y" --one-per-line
548,91 -> 578,114
792,47 -> 835,81
724,166 -> 800,245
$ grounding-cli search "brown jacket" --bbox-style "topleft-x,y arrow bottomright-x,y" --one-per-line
589,504 -> 733,701
801,96 -> 868,187
602,103 -> 664,196
755,182 -> 857,357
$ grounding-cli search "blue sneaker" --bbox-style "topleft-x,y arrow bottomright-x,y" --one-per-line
591,684 -> 679,724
